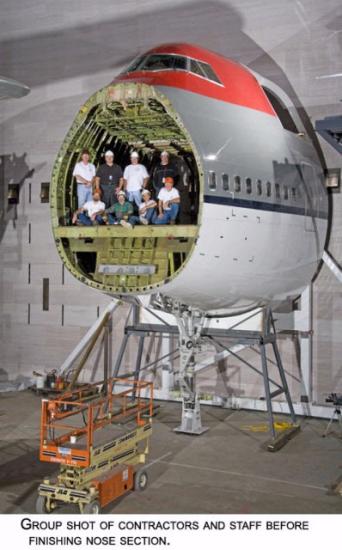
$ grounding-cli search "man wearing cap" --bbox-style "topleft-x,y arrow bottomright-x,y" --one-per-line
129,189 -> 157,226
72,149 -> 96,207
105,190 -> 134,228
152,150 -> 178,196
153,176 -> 180,225
123,151 -> 149,207
72,190 -> 106,226
95,150 -> 123,208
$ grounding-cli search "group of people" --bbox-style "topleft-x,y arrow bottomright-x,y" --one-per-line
72,148 -> 180,228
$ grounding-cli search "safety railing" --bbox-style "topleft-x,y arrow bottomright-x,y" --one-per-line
39,378 -> 153,467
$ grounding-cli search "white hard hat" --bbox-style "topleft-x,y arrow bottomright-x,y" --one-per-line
105,150 -> 114,157
130,151 -> 139,158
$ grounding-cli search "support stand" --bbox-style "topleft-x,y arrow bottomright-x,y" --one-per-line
113,302 -> 299,448
173,306 -> 208,435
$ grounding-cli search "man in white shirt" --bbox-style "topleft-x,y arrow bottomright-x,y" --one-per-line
72,191 -> 106,226
123,151 -> 149,207
154,177 -> 180,225
72,148 -> 96,207
129,189 -> 157,226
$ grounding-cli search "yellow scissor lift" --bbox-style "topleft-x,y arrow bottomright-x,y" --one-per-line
36,378 -> 153,514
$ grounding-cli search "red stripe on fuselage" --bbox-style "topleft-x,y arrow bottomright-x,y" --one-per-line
113,43 -> 275,116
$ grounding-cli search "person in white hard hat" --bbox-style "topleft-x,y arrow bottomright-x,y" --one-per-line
72,148 -> 96,207
95,150 -> 123,208
105,190 -> 133,228
123,151 -> 149,207
129,189 -> 157,226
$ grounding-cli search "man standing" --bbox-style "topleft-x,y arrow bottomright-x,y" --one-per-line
123,151 -> 149,207
72,148 -> 96,207
152,150 -> 178,196
95,150 -> 123,208
72,190 -> 106,226
154,177 -> 180,225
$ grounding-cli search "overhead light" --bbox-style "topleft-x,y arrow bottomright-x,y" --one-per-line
316,73 -> 342,80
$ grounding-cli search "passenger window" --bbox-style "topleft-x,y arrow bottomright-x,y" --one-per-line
266,181 -> 272,197
283,185 -> 289,200
222,174 -> 229,191
234,176 -> 241,193
275,183 -> 280,199
209,171 -> 216,190
291,187 -> 297,200
245,178 -> 252,194
256,179 -> 262,196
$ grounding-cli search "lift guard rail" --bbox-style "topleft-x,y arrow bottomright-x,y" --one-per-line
39,378 -> 153,468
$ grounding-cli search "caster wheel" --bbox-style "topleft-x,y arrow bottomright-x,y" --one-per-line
134,469 -> 148,491
36,495 -> 53,514
82,500 -> 100,514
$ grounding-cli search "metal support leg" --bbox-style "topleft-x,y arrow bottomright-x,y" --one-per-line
272,340 -> 296,424
132,336 -> 145,400
103,324 -> 109,394
113,333 -> 130,378
260,341 -> 276,440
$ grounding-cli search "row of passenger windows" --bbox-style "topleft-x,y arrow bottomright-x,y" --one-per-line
208,172 -> 300,200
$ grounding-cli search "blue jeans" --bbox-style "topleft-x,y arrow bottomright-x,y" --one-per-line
78,212 -> 105,225
77,183 -> 92,207
153,203 -> 179,224
107,214 -> 121,225
127,190 -> 142,207
130,208 -> 155,225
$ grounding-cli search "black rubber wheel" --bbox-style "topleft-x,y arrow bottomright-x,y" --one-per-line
36,495 -> 53,514
82,500 -> 100,514
134,469 -> 148,491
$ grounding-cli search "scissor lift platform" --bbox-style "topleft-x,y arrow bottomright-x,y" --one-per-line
36,378 -> 153,513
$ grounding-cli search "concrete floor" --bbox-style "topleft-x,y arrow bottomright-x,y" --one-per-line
0,390 -> 341,514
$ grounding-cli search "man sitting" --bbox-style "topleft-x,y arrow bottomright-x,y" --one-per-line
129,189 -> 157,226
105,191 -> 133,228
153,177 -> 180,225
72,191 -> 105,225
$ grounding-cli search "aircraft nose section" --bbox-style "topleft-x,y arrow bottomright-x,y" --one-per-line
50,79 -> 203,296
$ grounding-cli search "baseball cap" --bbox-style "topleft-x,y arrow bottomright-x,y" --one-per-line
164,177 -> 174,184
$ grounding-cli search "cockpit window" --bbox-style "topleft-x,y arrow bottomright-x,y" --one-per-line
141,54 -> 187,71
125,52 -> 222,85
190,59 -> 222,84
126,55 -> 145,73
